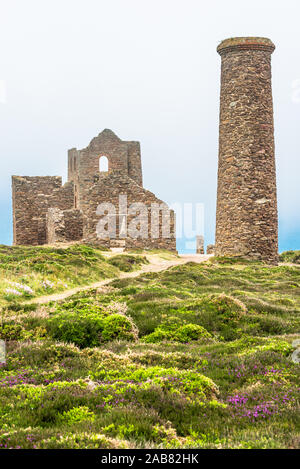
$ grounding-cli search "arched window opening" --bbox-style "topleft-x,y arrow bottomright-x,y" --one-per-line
99,156 -> 109,172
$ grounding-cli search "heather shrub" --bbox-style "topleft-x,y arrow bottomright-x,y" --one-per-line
0,323 -> 26,341
46,306 -> 138,348
101,314 -> 138,342
11,341 -> 81,366
129,366 -> 218,399
244,312 -> 292,335
57,406 -> 95,425
46,312 -> 105,348
0,428 -> 128,449
143,319 -> 212,344
38,432 -> 128,449
0,252 -> 299,449
175,324 -> 212,342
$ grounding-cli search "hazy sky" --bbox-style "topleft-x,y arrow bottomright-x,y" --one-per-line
0,0 -> 299,252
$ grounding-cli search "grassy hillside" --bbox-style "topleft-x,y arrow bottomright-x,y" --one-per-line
0,249 -> 299,449
0,244 -> 149,306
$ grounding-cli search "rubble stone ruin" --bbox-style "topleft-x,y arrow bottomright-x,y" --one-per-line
196,235 -> 204,254
12,37 -> 279,262
12,129 -> 176,251
215,37 -> 278,264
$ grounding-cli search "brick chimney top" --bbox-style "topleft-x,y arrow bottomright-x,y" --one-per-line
217,37 -> 275,55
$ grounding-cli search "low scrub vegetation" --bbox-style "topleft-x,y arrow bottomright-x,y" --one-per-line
0,248 -> 299,449
279,250 -> 300,264
107,254 -> 149,272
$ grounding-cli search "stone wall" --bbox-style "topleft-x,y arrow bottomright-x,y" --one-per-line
127,141 -> 143,187
46,208 -> 84,244
68,130 -> 143,204
206,244 -> 215,255
81,172 -> 176,251
196,235 -> 204,254
215,37 -> 278,264
12,176 -> 74,245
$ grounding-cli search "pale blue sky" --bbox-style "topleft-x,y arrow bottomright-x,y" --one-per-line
0,0 -> 299,252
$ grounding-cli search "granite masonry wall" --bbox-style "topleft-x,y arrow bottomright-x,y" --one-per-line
12,176 -> 74,245
215,37 -> 278,264
46,208 -> 84,244
81,172 -> 176,250
68,129 -> 143,207
196,235 -> 204,254
206,244 -> 215,255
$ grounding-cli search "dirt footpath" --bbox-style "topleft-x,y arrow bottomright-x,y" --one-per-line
28,254 -> 211,305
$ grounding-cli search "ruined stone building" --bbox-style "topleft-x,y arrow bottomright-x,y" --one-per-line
12,129 -> 176,250
215,37 -> 278,264
12,36 -> 279,262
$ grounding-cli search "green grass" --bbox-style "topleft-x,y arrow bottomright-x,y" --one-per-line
0,245 -> 149,306
107,254 -> 149,272
0,249 -> 299,449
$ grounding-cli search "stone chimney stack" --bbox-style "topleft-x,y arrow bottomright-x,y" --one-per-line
215,37 -> 278,264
